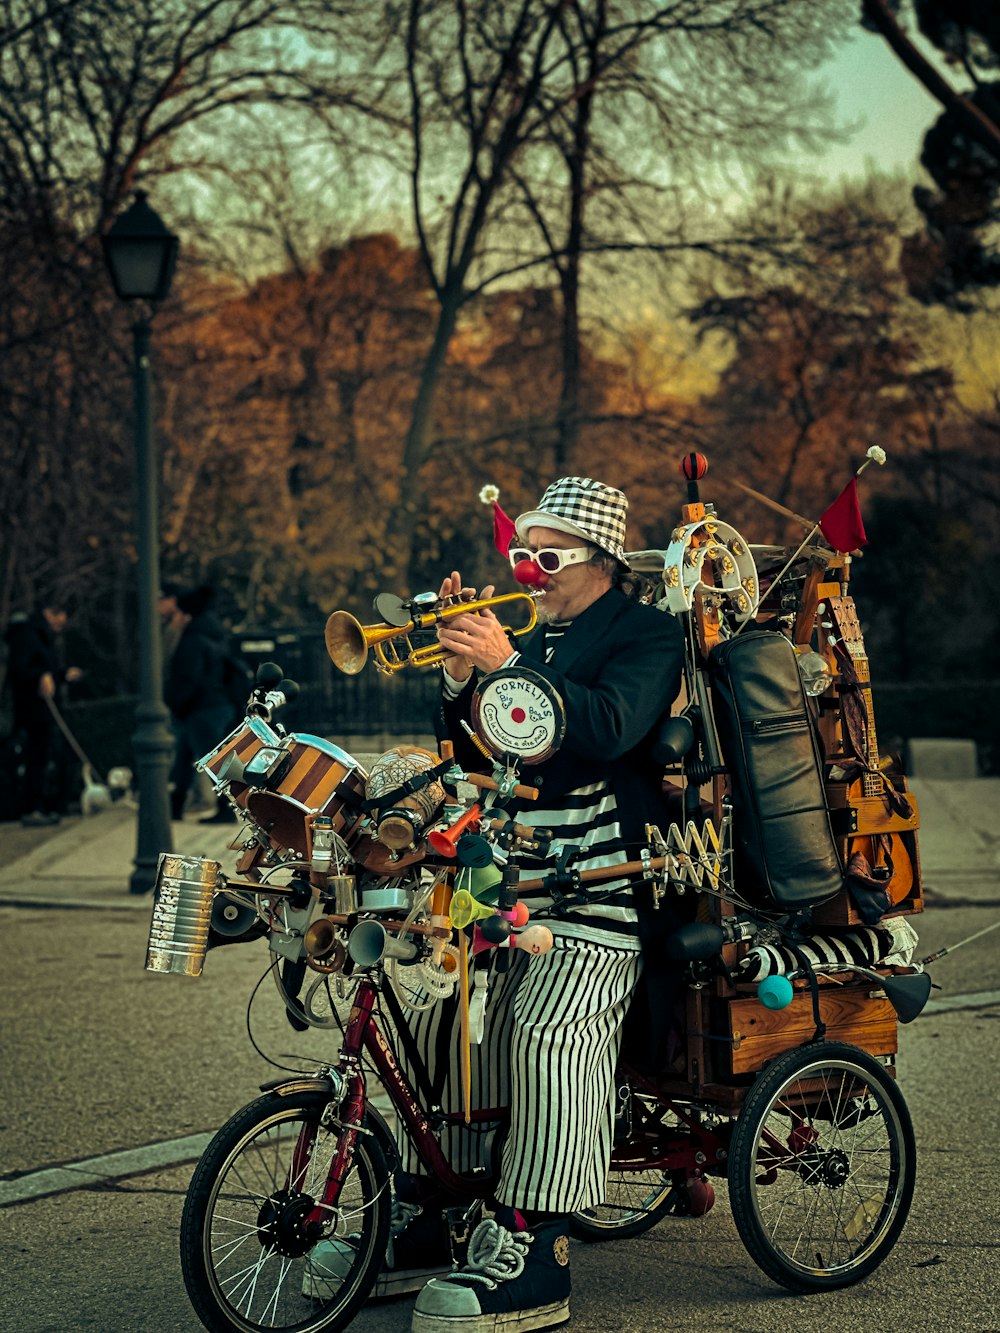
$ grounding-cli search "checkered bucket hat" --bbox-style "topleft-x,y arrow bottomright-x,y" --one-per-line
516,477 -> 630,567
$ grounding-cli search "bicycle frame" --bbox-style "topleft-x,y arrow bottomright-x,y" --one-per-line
296,962 -> 741,1237
612,1061 -> 731,1179
304,970 -> 509,1220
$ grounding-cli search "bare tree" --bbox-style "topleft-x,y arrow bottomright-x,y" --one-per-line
378,0 -> 851,584
503,0 -> 852,470
0,0 -> 392,683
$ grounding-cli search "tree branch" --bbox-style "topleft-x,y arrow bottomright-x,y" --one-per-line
862,0 -> 1000,164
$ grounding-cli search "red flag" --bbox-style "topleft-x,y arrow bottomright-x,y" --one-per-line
480,486 -> 517,556
493,503 -> 517,557
819,477 -> 867,553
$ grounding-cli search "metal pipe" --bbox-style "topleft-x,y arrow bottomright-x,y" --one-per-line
129,315 -> 174,894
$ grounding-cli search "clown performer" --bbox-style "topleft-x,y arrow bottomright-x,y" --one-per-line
375,477 -> 690,1333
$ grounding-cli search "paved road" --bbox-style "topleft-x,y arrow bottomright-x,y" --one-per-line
0,777 -> 998,1332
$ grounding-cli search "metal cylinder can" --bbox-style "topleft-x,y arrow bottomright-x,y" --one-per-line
145,854 -> 222,977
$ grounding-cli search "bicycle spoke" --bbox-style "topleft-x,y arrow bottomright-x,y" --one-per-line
183,1091 -> 391,1331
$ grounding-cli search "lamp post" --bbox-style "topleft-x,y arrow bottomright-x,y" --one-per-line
101,191 -> 179,894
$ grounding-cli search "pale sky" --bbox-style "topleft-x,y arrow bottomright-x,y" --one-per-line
814,24 -> 945,183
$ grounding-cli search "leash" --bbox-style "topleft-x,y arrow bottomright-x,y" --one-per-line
43,694 -> 103,778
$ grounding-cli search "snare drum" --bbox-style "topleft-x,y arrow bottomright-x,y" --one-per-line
244,734 -> 368,858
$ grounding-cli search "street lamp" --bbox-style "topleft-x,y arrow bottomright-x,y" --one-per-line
101,191 -> 179,894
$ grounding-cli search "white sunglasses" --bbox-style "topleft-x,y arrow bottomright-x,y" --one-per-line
508,545 -> 592,574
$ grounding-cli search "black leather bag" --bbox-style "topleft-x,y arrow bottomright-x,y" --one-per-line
708,630 -> 842,910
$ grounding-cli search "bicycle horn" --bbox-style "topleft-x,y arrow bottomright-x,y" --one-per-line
347,920 -> 418,967
427,805 -> 482,858
449,889 -> 496,929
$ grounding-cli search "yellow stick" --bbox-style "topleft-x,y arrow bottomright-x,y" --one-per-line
459,928 -> 471,1124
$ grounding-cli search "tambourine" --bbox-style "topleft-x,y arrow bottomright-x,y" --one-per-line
630,517 -> 759,623
470,667 -> 566,765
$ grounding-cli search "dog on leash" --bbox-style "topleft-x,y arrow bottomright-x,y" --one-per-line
80,764 -> 133,816
80,764 -> 111,815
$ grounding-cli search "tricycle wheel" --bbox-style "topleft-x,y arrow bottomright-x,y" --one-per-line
570,1169 -> 677,1241
728,1042 -> 915,1291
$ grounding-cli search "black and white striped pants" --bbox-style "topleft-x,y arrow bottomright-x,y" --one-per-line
394,935 -> 642,1214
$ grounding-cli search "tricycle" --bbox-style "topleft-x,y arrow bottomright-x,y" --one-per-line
145,453 -> 928,1332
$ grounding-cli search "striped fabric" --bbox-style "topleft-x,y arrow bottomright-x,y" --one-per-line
395,937 -> 642,1213
515,786 -> 637,949
513,623 -> 637,949
737,925 -> 896,980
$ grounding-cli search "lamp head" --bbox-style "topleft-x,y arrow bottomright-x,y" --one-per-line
101,191 -> 178,302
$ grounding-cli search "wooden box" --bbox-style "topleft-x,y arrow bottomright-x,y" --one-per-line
717,980 -> 898,1078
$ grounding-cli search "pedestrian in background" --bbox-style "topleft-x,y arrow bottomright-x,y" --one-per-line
158,581 -> 188,671
164,584 -> 244,824
6,601 -> 84,826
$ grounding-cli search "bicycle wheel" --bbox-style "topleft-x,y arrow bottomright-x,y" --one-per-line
570,1080 -> 683,1241
728,1042 -> 915,1292
181,1090 -> 391,1333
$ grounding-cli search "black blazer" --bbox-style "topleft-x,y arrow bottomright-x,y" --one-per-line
436,587 -> 691,1066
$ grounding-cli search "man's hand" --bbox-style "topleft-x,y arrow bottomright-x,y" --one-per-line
37,672 -> 55,700
437,570 -> 511,676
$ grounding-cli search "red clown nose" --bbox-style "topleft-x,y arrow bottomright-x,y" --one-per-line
513,560 -> 549,588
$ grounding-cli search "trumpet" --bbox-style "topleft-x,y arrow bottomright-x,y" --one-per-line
326,592 -> 537,675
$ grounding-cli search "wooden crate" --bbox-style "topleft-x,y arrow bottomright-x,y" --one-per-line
717,980 -> 898,1077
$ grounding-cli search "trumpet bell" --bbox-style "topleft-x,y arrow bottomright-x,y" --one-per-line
325,610 -> 368,675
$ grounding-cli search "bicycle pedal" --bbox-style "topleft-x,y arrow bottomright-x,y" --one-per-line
446,1200 -> 483,1261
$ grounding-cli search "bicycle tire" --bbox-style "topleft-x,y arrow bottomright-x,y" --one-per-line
728,1041 -> 915,1292
570,1171 -> 677,1241
570,1079 -> 683,1242
180,1090 -> 391,1333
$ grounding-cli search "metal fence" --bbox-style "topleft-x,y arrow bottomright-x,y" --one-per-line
48,624 -> 1000,778
234,625 -> 441,741
54,626 -> 443,777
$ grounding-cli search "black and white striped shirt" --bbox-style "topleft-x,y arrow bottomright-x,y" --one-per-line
443,622 -> 638,950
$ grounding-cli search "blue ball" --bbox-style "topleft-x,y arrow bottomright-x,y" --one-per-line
758,974 -> 794,1010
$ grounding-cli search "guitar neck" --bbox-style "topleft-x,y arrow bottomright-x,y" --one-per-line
851,656 -> 882,795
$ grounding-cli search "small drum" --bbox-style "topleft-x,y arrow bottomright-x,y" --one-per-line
470,667 -> 566,765
197,716 -> 282,790
244,734 -> 368,859
365,745 -> 445,850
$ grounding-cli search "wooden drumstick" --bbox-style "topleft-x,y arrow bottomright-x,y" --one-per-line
463,770 -> 540,802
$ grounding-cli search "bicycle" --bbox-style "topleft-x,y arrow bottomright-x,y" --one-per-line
160,478 -> 930,1330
